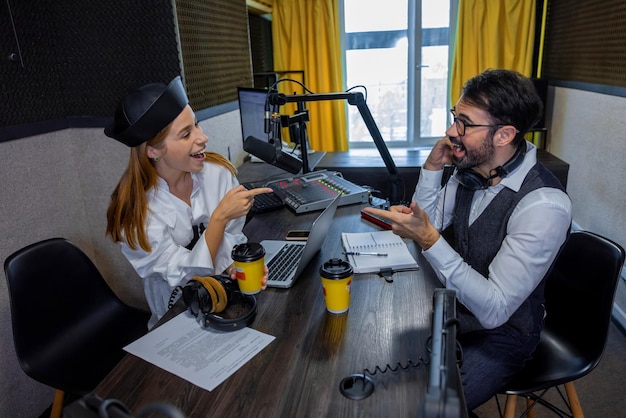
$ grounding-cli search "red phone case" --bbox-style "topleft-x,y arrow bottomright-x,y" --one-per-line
360,210 -> 392,230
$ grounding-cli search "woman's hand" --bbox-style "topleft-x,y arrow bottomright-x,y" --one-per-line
205,186 -> 274,265
214,185 -> 274,222
261,265 -> 268,290
228,264 -> 269,290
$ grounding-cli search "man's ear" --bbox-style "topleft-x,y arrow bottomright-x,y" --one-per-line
495,125 -> 517,147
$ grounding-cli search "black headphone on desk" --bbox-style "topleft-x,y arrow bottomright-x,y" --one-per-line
454,141 -> 526,191
182,275 -> 257,332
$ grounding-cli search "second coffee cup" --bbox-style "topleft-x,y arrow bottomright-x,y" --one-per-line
320,258 -> 353,314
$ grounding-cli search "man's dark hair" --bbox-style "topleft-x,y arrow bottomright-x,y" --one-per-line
461,69 -> 543,146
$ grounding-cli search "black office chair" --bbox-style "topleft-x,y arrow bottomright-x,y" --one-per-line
498,230 -> 625,418
3,238 -> 151,418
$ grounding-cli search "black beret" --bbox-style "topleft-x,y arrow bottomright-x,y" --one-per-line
104,76 -> 188,147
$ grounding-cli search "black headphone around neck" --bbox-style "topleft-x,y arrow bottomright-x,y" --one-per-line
454,142 -> 526,191
182,275 -> 257,332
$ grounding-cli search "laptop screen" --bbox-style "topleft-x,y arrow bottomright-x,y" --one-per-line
237,87 -> 269,145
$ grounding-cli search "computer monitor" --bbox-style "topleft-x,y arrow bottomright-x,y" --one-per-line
237,87 -> 269,145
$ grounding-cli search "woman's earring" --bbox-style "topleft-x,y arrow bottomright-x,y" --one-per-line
154,157 -> 160,162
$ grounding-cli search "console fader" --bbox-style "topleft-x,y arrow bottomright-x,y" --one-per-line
266,170 -> 369,213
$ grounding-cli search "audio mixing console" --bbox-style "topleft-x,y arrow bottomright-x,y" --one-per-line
266,170 -> 369,213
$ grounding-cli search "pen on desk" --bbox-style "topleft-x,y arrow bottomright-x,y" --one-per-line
344,252 -> 388,257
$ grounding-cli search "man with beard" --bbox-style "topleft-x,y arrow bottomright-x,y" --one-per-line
363,69 -> 572,415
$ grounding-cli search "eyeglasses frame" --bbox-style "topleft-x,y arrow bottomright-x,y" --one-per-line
449,108 -> 515,137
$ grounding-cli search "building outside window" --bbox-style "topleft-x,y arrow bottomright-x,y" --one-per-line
342,0 -> 456,148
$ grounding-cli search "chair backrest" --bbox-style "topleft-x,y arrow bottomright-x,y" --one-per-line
4,237 -> 149,393
543,230 -> 625,370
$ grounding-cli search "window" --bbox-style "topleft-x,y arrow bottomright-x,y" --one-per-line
342,0 -> 455,148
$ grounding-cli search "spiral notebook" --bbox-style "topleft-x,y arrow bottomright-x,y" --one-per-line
341,230 -> 419,274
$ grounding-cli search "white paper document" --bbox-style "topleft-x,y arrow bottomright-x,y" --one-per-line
124,311 -> 275,391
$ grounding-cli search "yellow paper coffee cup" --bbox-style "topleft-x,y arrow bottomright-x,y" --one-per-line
320,258 -> 353,314
231,242 -> 265,295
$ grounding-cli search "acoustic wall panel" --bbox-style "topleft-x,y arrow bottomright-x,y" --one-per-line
1,0 -> 252,142
1,0 -> 66,129
55,1 -> 182,118
543,0 -> 626,87
176,0 -> 253,110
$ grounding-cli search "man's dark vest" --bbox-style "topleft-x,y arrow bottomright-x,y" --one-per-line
447,161 -> 567,335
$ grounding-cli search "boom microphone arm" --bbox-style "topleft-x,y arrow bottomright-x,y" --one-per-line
268,91 -> 402,204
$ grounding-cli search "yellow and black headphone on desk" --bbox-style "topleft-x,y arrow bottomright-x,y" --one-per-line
181,275 -> 257,331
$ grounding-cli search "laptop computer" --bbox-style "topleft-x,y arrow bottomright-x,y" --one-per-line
261,194 -> 341,288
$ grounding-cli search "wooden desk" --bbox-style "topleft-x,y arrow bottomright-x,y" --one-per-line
94,204 -> 443,417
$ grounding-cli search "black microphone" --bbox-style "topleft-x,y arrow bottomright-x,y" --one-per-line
243,136 -> 303,174
243,136 -> 276,162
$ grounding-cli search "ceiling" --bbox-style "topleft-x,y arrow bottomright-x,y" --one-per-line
247,0 -> 272,15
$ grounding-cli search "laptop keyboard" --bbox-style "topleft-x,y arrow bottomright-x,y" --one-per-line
267,243 -> 305,282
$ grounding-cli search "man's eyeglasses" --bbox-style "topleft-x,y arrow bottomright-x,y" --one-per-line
449,108 -> 507,136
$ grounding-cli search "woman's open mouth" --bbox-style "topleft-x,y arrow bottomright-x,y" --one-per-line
190,150 -> 205,160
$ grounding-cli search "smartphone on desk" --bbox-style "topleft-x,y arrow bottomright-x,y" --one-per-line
360,209 -> 393,230
286,230 -> 310,241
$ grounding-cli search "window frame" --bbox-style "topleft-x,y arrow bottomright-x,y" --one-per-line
340,0 -> 457,149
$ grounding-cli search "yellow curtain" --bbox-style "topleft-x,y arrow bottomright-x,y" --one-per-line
272,0 -> 348,151
450,0 -> 537,104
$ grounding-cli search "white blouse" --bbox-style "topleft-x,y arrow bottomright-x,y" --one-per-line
120,162 -> 247,328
